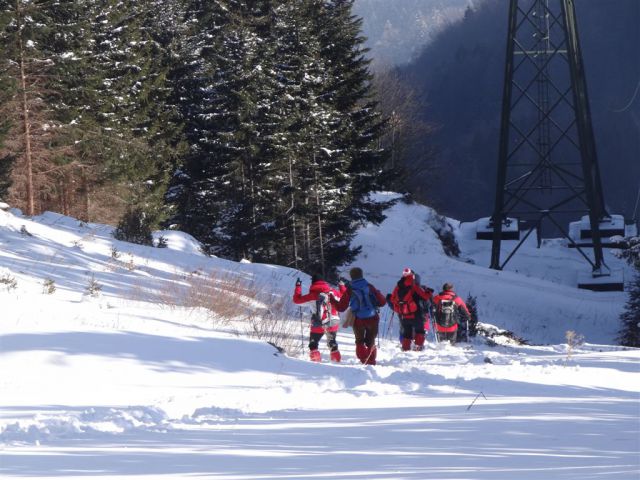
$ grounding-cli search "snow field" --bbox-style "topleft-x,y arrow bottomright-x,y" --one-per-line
0,197 -> 638,479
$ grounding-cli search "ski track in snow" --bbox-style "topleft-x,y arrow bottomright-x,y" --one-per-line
0,198 -> 639,479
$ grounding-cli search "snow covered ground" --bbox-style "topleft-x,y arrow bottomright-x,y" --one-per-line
1,196 -> 638,479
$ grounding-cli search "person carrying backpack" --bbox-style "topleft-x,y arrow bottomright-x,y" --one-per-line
432,282 -> 470,345
293,273 -> 342,363
332,267 -> 386,365
390,268 -> 434,351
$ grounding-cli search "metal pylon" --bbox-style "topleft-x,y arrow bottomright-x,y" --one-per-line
490,0 -> 609,276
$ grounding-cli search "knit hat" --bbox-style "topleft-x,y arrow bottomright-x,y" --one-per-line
443,282 -> 454,291
402,267 -> 413,277
311,273 -> 324,283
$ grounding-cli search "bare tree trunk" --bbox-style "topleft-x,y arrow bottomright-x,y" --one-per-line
288,156 -> 299,269
60,176 -> 69,215
313,157 -> 325,277
80,166 -> 89,222
17,0 -> 35,216
304,196 -> 311,263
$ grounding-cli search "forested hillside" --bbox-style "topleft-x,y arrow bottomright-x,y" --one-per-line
353,0 -> 470,67
399,0 -> 639,222
0,0 -> 389,278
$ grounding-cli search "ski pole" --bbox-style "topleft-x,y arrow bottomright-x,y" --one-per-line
380,307 -> 390,346
429,303 -> 439,344
385,310 -> 395,340
299,306 -> 305,355
466,315 -> 470,343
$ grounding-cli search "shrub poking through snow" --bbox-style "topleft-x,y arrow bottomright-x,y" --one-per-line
0,273 -> 17,291
85,275 -> 102,297
565,330 -> 585,361
113,208 -> 153,246
152,269 -> 301,355
125,254 -> 136,271
42,278 -> 56,295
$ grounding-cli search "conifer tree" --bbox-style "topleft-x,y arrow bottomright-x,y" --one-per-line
167,0 -> 388,279
42,0 -> 103,221
167,0 -> 278,258
318,0 -> 389,226
0,0 -> 69,215
89,0 -> 184,227
0,25 -> 15,200
618,236 -> 640,347
0,0 -> 114,218
465,294 -> 479,339
268,0 -> 348,274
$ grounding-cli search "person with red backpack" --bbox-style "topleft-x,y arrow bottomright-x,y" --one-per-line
293,273 -> 342,363
390,268 -> 434,351
332,267 -> 386,365
432,282 -> 470,345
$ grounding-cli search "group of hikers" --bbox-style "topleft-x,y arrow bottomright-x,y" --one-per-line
293,267 -> 471,365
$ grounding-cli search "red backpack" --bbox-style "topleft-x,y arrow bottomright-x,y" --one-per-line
397,285 -> 418,317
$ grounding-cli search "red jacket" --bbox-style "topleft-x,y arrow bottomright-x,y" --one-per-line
390,276 -> 433,319
293,280 -> 341,333
432,290 -> 470,332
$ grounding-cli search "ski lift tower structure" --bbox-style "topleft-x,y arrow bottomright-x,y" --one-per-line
484,0 -> 625,291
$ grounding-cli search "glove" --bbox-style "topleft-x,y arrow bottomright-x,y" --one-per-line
339,277 -> 350,289
295,277 -> 302,287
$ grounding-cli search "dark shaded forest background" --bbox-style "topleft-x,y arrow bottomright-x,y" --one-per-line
388,0 -> 639,223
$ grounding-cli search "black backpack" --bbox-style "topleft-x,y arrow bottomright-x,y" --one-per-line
436,296 -> 459,328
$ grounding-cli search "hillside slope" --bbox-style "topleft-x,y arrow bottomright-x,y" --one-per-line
0,200 -> 638,479
347,193 -> 632,344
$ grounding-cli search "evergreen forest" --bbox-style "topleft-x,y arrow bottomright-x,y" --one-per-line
0,0 -> 405,279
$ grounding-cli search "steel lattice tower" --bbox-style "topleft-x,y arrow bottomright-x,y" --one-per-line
490,0 -> 610,277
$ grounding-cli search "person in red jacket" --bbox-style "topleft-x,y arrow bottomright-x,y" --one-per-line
432,283 -> 470,345
293,273 -> 342,362
332,267 -> 386,365
390,268 -> 434,351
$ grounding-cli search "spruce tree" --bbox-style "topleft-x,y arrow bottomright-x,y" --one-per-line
465,294 -> 479,339
167,0 -> 278,258
318,0 -> 390,225
264,0 -> 389,277
0,20 -> 15,200
167,0 -> 388,279
618,236 -> 640,347
89,0 -> 184,228
42,0 -> 103,221
268,0 -> 348,275
0,0 -> 65,215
